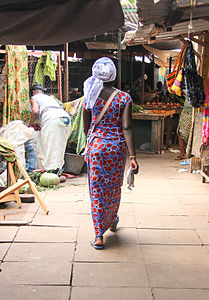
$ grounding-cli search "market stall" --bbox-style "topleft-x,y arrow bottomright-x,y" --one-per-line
132,109 -> 176,153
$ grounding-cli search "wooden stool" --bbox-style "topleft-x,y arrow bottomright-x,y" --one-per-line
0,159 -> 49,215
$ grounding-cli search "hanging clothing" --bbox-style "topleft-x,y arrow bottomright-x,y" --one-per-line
82,91 -> 132,238
31,93 -> 71,174
202,70 -> 209,145
36,118 -> 71,174
33,51 -> 57,86
64,97 -> 86,154
3,45 -> 30,126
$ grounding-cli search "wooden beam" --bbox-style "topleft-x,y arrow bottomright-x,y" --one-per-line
188,36 -> 209,51
174,0 -> 209,8
57,52 -> 62,102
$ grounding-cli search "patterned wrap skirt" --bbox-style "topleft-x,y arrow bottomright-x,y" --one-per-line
177,110 -> 192,143
87,137 -> 127,237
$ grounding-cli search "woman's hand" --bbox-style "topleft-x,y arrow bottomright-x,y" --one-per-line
130,158 -> 139,174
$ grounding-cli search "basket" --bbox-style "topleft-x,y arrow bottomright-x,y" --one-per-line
64,153 -> 85,175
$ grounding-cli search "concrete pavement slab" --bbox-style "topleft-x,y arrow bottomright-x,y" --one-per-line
71,287 -> 153,300
32,213 -> 80,227
153,288 -> 209,300
44,191 -> 84,202
196,229 -> 209,244
129,193 -> 180,204
0,243 -> 10,261
0,261 -> 72,285
5,243 -> 75,262
138,229 -> 201,245
179,195 -> 209,205
14,225 -> 77,243
188,216 -> 209,229
142,245 -> 209,288
183,204 -> 209,216
174,186 -> 209,195
0,226 -> 19,242
136,215 -> 193,229
72,262 -> 149,287
0,285 -> 71,300
75,243 -> 142,262
134,203 -> 185,216
43,201 -> 90,215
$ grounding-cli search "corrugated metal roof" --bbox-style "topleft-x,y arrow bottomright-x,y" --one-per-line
121,1 -> 139,27
130,19 -> 209,45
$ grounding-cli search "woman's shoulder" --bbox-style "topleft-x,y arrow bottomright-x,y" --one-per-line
117,90 -> 132,102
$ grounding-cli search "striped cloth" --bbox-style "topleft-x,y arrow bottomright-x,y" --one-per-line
202,70 -> 209,145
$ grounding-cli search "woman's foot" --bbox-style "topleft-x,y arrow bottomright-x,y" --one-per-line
90,236 -> 103,250
110,217 -> 119,232
175,155 -> 186,161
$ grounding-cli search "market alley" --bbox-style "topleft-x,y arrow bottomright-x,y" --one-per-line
0,150 -> 209,300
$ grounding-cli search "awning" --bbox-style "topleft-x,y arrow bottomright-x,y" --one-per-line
0,0 -> 124,46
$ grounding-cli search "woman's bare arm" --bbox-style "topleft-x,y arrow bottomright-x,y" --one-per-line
122,102 -> 139,174
28,98 -> 39,127
82,108 -> 91,136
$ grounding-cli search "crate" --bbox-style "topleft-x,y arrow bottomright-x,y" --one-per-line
64,153 -> 84,175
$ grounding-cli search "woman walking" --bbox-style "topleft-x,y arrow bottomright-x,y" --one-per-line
82,57 -> 138,249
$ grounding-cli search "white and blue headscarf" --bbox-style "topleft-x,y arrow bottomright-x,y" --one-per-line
83,57 -> 116,109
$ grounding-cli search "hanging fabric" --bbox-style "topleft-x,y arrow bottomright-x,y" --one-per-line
33,51 -> 57,86
3,45 -> 30,126
166,41 -> 188,94
202,70 -> 209,145
184,41 -> 205,108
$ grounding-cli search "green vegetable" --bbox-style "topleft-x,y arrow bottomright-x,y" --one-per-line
132,104 -> 145,113
18,179 -> 35,194
40,173 -> 60,187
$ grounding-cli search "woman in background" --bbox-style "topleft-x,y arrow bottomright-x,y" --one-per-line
28,83 -> 71,175
82,57 -> 138,249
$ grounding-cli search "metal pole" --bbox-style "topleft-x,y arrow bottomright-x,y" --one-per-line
64,42 -> 69,102
117,30 -> 121,89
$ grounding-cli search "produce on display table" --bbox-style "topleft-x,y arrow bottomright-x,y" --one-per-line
143,102 -> 182,109
132,104 -> 145,113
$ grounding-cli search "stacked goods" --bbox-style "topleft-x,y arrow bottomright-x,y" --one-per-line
144,102 -> 182,109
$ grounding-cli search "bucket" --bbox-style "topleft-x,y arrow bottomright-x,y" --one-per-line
64,153 -> 84,175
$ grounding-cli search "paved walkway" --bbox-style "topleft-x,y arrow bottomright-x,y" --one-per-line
0,151 -> 209,300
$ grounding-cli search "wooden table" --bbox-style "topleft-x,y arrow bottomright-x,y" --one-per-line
132,110 -> 176,153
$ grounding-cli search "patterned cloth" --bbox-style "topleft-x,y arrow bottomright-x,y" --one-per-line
0,137 -> 19,179
3,45 -> 30,126
83,91 -> 132,238
177,99 -> 192,144
202,70 -> 209,145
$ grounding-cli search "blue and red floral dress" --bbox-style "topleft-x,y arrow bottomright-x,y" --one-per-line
83,91 -> 132,237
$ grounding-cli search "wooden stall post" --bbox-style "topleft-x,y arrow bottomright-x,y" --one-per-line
57,52 -> 62,102
64,42 -> 69,103
117,30 -> 122,90
141,49 -> 145,105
